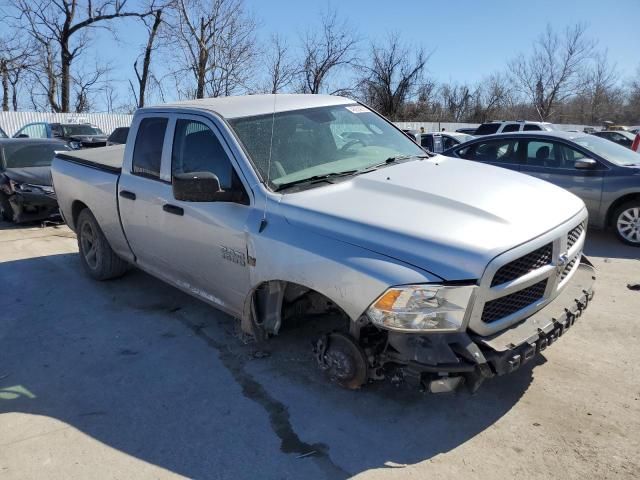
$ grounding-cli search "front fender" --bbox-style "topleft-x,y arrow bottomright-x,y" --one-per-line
242,211 -> 442,328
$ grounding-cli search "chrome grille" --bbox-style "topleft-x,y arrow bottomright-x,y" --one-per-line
567,222 -> 585,249
469,215 -> 588,336
481,280 -> 548,323
490,243 -> 553,287
560,257 -> 577,281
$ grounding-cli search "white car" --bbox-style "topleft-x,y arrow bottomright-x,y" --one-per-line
475,120 -> 555,136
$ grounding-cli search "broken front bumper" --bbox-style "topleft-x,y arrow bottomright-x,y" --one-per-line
383,257 -> 596,392
9,191 -> 59,223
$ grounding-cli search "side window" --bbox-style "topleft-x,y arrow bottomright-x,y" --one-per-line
442,136 -> 458,150
557,144 -> 587,167
501,124 -> 520,132
523,124 -> 542,131
19,123 -> 47,138
420,135 -> 434,151
171,119 -> 234,190
474,139 -> 520,163
51,125 -> 64,137
456,145 -> 475,159
132,117 -> 167,179
525,140 -> 565,168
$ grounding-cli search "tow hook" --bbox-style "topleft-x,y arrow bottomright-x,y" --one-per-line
313,332 -> 368,389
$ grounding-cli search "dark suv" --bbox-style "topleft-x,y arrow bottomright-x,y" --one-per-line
13,122 -> 107,149
443,131 -> 640,245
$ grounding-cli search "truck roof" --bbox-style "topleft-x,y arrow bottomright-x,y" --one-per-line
151,94 -> 355,119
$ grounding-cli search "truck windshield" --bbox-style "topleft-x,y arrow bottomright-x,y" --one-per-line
574,135 -> 640,166
229,104 -> 425,189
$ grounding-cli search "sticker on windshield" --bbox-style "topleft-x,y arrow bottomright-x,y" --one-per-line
345,105 -> 369,114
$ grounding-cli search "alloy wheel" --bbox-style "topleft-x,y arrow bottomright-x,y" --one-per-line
617,207 -> 640,244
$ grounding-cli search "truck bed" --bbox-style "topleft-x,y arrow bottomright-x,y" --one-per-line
56,145 -> 124,173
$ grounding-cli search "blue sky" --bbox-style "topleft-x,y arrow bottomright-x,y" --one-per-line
95,0 -> 639,109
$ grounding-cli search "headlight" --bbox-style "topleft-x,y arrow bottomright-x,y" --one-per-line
69,141 -> 82,149
8,181 -> 51,194
367,284 -> 476,333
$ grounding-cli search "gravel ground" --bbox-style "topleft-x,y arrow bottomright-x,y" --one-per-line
0,221 -> 639,480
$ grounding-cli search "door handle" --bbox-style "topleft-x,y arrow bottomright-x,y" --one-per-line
119,190 -> 136,200
163,204 -> 184,216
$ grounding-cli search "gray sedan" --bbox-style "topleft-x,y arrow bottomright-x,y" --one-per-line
443,131 -> 640,245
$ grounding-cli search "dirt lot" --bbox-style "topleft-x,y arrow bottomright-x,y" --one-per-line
0,221 -> 639,480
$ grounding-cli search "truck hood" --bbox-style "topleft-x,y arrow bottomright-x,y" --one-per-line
280,156 -> 586,280
3,167 -> 52,186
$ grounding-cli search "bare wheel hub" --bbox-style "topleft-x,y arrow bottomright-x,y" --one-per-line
314,332 -> 368,389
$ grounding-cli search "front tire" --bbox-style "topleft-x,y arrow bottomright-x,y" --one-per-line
613,201 -> 640,246
76,208 -> 129,280
0,193 -> 14,222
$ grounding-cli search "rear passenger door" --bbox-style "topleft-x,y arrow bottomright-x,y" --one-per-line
520,139 -> 605,214
455,138 -> 522,172
118,114 -> 178,279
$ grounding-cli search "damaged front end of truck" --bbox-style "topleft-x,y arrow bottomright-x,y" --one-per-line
312,256 -> 595,393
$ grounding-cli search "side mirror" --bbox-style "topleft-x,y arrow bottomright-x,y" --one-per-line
16,133 -> 29,138
173,172 -> 222,202
574,158 -> 598,170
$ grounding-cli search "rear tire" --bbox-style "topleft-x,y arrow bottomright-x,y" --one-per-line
0,193 -> 14,222
76,208 -> 129,280
613,201 -> 640,246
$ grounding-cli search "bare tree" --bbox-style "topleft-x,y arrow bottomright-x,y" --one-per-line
580,51 -> 621,123
263,34 -> 297,94
73,63 -> 111,112
7,0 -> 154,112
0,34 -> 34,111
439,82 -> 474,122
169,0 -> 257,99
357,34 -> 429,119
298,7 -> 357,94
509,23 -> 595,121
470,73 -> 512,122
131,8 -> 164,108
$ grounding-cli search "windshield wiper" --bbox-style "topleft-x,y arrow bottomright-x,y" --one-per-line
274,169 -> 359,191
365,153 -> 431,171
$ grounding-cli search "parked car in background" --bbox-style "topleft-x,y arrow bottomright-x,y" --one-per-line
13,122 -> 107,149
591,130 -> 637,149
627,126 -> 640,135
0,139 -> 70,222
474,120 -> 555,136
51,94 -> 595,393
106,126 -> 130,146
444,131 -> 640,245
0,126 -> 7,138
417,132 -> 474,153
455,127 -> 478,135
601,123 -> 628,131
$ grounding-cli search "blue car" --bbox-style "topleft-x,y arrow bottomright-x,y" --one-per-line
443,131 -> 640,245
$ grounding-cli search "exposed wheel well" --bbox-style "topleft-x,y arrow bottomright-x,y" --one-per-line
251,280 -> 351,336
71,200 -> 89,231
606,193 -> 640,227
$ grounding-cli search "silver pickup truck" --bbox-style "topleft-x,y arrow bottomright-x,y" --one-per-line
51,94 -> 596,393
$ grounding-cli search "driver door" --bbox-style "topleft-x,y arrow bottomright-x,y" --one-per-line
520,139 -> 605,215
161,115 -> 253,316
